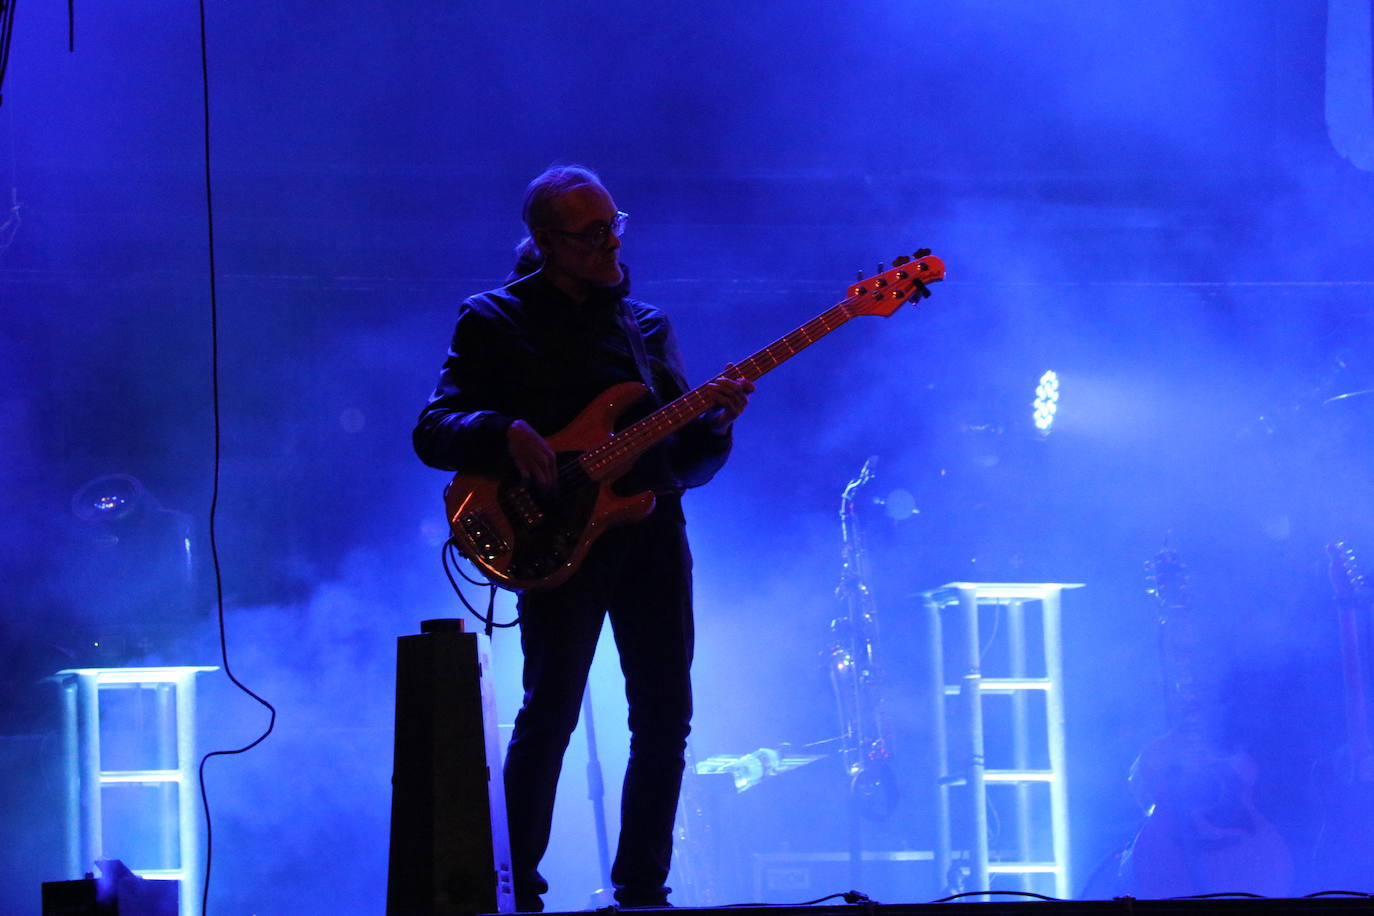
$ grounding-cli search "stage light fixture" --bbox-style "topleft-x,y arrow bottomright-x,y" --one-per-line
1033,370 -> 1059,435
71,474 -> 146,524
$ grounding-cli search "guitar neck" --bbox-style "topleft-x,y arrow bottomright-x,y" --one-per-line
1157,608 -> 1206,735
580,300 -> 858,480
1337,600 -> 1374,775
1148,550 -> 1215,741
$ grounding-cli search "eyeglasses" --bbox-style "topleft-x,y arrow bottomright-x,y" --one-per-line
550,210 -> 629,248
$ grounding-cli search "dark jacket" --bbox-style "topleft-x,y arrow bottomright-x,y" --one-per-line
413,268 -> 732,496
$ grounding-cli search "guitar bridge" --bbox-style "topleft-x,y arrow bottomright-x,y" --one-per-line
458,512 -> 509,561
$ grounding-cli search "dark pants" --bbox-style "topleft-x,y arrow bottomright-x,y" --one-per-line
504,503 -> 694,909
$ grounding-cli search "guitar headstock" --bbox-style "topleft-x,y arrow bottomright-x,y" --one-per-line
845,250 -> 946,317
1146,547 -> 1190,613
1329,541 -> 1367,607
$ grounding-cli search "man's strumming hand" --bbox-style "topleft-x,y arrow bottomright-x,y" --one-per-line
507,419 -> 558,492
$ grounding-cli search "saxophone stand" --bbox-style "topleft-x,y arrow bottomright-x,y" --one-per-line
847,784 -> 865,891
584,685 -> 615,908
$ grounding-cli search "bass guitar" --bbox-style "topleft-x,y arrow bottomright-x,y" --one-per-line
444,252 -> 945,591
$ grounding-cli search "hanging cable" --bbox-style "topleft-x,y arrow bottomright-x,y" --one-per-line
192,3 -> 276,914
0,0 -> 70,105
0,0 -> 18,106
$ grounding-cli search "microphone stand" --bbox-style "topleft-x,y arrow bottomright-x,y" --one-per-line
583,685 -> 614,907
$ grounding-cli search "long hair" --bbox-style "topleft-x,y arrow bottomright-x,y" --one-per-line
511,164 -> 603,277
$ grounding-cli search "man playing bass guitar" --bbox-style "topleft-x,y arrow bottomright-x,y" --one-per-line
413,164 -> 752,911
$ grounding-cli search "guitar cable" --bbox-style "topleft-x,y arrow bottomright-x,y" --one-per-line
442,536 -> 519,636
191,3 -> 278,914
1306,891 -> 1374,898
718,889 -> 877,907
930,891 -> 1062,904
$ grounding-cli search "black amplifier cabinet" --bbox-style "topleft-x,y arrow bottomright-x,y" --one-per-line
386,619 -> 514,916
41,860 -> 177,916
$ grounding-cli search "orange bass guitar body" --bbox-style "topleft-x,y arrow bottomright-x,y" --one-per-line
444,381 -> 657,592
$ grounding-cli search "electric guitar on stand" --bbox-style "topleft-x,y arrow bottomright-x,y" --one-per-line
444,253 -> 945,591
1124,547 -> 1293,897
1311,541 -> 1374,887
1326,542 -> 1374,781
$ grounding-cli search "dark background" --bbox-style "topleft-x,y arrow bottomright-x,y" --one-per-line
2,0 -> 1374,912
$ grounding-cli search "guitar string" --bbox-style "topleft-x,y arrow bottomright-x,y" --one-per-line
539,278 -> 917,500
577,299 -> 863,480
484,274 -> 926,580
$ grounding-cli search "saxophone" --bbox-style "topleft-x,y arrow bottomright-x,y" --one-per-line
828,456 -> 899,819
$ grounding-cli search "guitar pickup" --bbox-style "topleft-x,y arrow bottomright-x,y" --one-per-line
502,485 -> 547,529
458,512 -> 509,561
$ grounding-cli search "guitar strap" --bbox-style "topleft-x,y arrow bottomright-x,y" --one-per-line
617,301 -> 659,402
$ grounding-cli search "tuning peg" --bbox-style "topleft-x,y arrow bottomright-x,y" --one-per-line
877,263 -> 886,274
914,248 -> 931,258
909,280 -> 931,300
892,255 -> 910,266
856,268 -> 865,281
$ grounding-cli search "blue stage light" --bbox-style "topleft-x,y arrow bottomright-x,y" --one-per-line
1033,370 -> 1059,434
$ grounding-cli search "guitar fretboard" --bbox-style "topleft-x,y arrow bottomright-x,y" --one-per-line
579,299 -> 860,480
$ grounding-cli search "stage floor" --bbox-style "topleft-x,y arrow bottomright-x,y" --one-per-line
526,898 -> 1374,916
